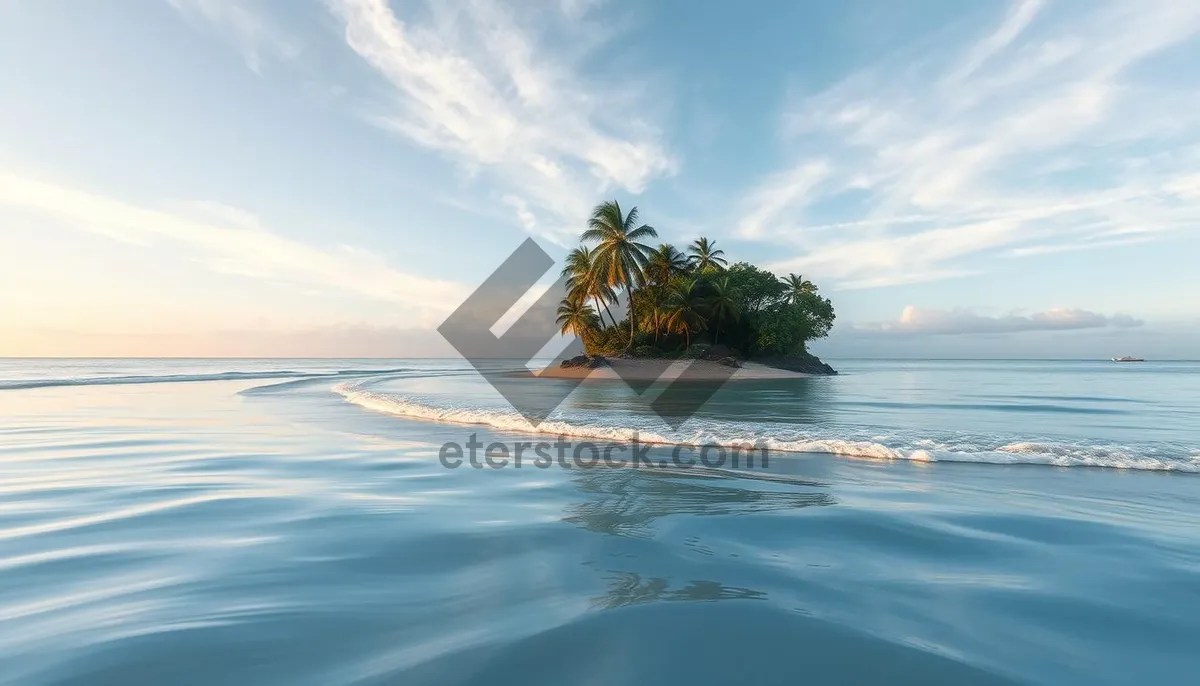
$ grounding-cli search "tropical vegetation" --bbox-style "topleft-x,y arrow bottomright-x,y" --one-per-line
556,200 -> 836,359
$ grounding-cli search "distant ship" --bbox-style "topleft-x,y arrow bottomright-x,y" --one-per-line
1111,356 -> 1145,362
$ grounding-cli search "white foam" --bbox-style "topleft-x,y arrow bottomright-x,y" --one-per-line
336,386 -> 675,445
334,385 -> 1200,473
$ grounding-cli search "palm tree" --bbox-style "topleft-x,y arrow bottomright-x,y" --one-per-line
644,243 -> 689,288
705,276 -> 740,344
663,278 -> 707,348
580,200 -> 658,346
561,246 -> 618,328
556,299 -> 600,340
638,290 -> 678,343
687,237 -> 728,273
638,300 -> 665,342
781,273 -> 816,304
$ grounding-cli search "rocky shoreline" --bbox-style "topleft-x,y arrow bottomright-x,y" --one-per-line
749,352 -> 838,376
559,344 -> 837,376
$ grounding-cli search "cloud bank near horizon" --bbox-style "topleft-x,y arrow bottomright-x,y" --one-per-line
854,306 -> 1144,336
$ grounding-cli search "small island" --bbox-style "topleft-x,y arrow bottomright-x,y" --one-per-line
543,200 -> 837,380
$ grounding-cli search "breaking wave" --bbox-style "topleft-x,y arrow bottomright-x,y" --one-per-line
334,383 -> 1200,473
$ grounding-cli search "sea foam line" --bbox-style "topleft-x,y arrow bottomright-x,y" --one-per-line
333,385 -> 1200,473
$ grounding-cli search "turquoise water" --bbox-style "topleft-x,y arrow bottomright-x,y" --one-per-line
1,358 -> 1198,684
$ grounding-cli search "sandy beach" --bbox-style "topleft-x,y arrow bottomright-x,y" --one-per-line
536,358 -> 810,381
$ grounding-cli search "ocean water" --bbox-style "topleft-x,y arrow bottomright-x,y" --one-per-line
1,358 -> 1198,685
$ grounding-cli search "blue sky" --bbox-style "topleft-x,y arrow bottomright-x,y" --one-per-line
1,0 -> 1198,358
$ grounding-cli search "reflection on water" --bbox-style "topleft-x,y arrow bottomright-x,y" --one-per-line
6,359 -> 1200,685
592,572 -> 767,609
562,462 -> 834,538
566,376 -> 838,426
698,377 -> 839,425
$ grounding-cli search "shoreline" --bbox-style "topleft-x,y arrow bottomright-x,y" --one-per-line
536,358 -> 811,381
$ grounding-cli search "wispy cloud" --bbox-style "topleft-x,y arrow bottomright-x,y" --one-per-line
942,0 -> 1046,85
737,161 -> 831,240
168,0 -> 300,73
742,0 -> 1200,289
328,0 -> 675,243
0,171 -> 466,324
0,323 -> 457,357
856,305 -> 1143,336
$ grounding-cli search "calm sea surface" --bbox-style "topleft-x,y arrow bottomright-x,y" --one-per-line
1,358 -> 1198,684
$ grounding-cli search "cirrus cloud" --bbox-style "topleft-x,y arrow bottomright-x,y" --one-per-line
0,171 -> 468,326
742,0 -> 1200,289
167,0 -> 301,73
328,0 -> 676,244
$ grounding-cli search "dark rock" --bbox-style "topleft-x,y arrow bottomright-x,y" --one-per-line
717,357 -> 741,368
753,352 -> 838,375
684,344 -> 744,362
560,355 -> 609,369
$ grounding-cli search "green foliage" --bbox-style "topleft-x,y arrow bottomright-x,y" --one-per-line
687,237 -> 728,273
556,299 -> 601,343
580,200 -> 658,348
705,276 -> 739,344
662,277 -> 706,348
633,344 -> 658,358
781,273 -> 816,304
644,243 -> 688,287
796,290 -> 836,340
756,294 -> 836,356
560,201 -> 835,359
585,324 -> 632,357
561,246 -> 618,328
725,262 -> 786,315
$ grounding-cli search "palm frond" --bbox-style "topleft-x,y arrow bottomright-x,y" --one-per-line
626,224 -> 658,241
622,205 -> 639,230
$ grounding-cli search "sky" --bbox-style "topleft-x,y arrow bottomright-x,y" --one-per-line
1,0 -> 1198,358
